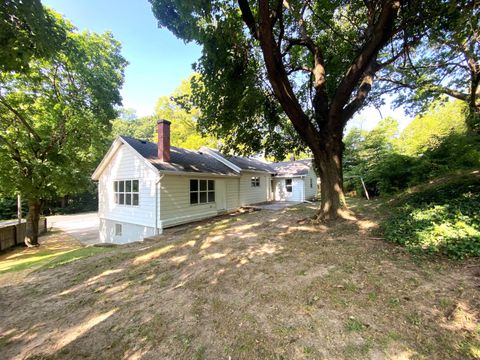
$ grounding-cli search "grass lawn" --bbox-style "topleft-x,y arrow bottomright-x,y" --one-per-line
0,231 -> 111,276
0,199 -> 478,359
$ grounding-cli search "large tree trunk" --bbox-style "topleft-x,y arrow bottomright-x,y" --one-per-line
312,135 -> 346,220
25,198 -> 41,247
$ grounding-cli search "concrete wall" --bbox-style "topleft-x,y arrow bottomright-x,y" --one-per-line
99,218 -> 155,244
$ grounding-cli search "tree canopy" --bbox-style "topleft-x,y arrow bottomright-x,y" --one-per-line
0,9 -> 127,244
150,0 -> 446,219
112,76 -> 219,150
379,1 -> 479,133
0,0 -> 65,72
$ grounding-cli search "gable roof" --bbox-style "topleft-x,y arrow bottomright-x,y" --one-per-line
204,148 -> 274,173
121,136 -> 238,176
271,159 -> 312,177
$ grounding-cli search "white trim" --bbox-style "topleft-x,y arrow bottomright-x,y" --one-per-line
92,137 -> 160,180
91,139 -> 122,180
200,147 -> 242,173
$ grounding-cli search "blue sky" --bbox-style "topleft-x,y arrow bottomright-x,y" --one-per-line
43,0 -> 410,131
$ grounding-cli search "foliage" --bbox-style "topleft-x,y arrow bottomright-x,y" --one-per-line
382,176 -> 480,258
0,10 -> 126,200
344,100 -> 479,196
0,9 -> 126,243
379,1 -> 480,133
344,117 -> 400,195
0,0 -> 65,72
398,100 -> 467,156
0,196 -> 27,220
111,114 -> 157,142
156,76 -> 219,149
112,76 -> 219,150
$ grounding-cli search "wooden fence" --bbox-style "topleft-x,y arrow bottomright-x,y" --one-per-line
0,217 -> 47,251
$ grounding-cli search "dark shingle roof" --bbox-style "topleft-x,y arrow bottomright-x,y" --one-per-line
121,136 -> 238,176
206,148 -> 274,172
271,159 -> 312,176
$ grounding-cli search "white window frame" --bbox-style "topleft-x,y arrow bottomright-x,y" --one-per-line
114,180 -> 139,206
286,178 -> 293,193
115,223 -> 122,236
251,176 -> 260,187
190,179 -> 215,205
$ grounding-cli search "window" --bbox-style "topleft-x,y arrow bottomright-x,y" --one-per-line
115,223 -> 122,236
114,180 -> 139,206
286,179 -> 293,192
190,179 -> 215,204
251,176 -> 260,187
310,178 -> 313,188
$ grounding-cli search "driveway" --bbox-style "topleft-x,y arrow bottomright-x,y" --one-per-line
47,212 -> 99,245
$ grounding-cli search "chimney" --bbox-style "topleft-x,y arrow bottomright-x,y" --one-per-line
157,119 -> 171,162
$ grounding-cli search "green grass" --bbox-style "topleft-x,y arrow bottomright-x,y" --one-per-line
381,175 -> 480,259
40,247 -> 112,269
0,247 -> 112,274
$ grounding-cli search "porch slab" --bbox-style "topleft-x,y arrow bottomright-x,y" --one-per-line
252,201 -> 302,211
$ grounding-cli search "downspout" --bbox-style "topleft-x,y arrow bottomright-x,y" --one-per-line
155,174 -> 165,235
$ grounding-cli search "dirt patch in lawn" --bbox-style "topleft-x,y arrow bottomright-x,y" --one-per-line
0,200 -> 479,359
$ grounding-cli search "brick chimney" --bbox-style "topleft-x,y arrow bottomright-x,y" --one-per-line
157,119 -> 171,162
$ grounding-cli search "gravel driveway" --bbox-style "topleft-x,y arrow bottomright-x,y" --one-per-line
47,212 -> 100,245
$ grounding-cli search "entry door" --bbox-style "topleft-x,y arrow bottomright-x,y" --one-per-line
216,179 -> 226,211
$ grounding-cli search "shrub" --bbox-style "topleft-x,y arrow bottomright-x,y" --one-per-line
381,176 -> 480,259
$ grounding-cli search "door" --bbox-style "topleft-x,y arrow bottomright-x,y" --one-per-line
216,179 -> 226,211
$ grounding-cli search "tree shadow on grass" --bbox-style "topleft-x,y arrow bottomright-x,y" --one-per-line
0,201 -> 478,359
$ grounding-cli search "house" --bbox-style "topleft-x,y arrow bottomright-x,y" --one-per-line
92,120 -> 318,244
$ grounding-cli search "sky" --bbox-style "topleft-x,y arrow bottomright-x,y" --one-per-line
43,0 -> 411,132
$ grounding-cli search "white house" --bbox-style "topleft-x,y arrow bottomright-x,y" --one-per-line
92,120 -> 318,244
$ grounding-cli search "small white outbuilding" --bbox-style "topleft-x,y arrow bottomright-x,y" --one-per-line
271,160 -> 318,202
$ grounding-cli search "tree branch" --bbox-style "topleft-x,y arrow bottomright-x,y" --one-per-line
0,98 -> 42,142
238,0 -> 259,39
330,0 -> 401,124
255,0 -> 321,150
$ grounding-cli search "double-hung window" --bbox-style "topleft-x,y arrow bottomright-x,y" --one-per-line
190,179 -> 215,204
251,176 -> 260,187
114,180 -> 139,206
286,179 -> 293,193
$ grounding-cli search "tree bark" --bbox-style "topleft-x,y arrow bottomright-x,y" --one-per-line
312,132 -> 346,220
25,198 -> 41,247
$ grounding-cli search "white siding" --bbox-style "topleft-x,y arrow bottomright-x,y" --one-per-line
239,172 -> 271,205
303,165 -> 318,200
273,178 -> 304,202
159,175 -> 239,228
97,144 -> 159,243
226,178 -> 240,210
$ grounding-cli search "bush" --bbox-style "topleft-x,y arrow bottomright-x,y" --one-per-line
381,176 -> 480,259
